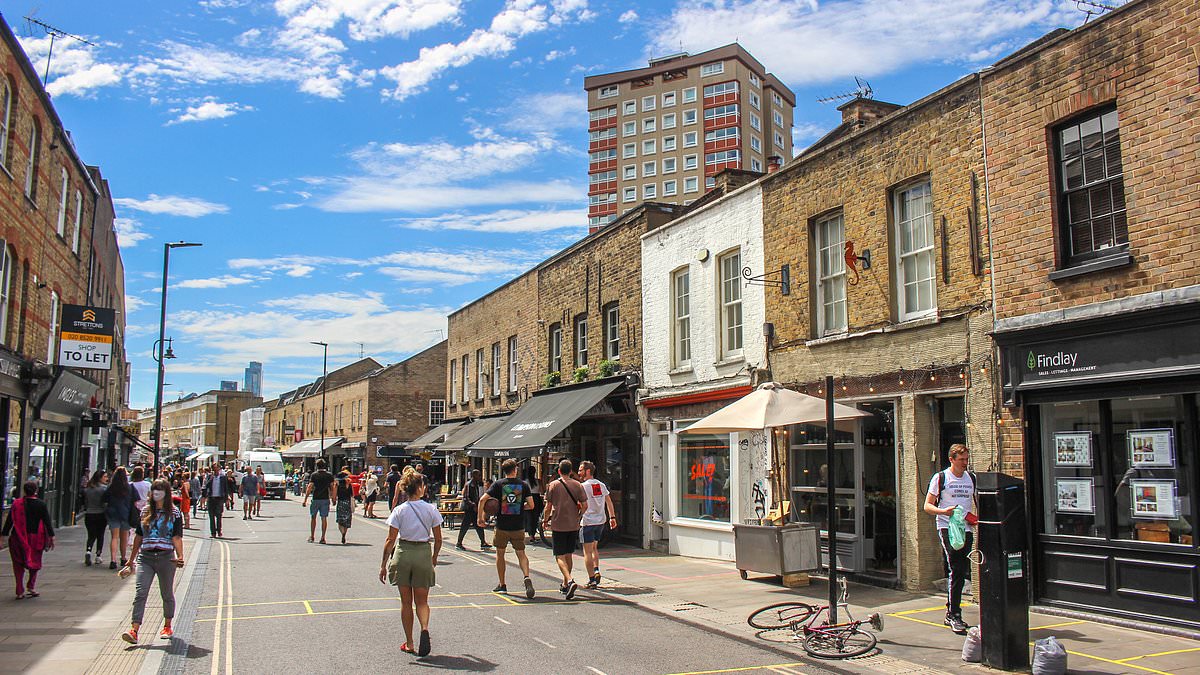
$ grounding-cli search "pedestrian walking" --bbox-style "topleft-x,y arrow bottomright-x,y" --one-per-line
525,466 -> 544,540
130,466 -> 151,512
194,469 -> 207,514
380,472 -> 442,657
103,467 -> 136,569
385,464 -> 402,509
335,470 -> 354,544
456,470 -> 491,551
120,479 -> 185,643
302,459 -> 336,544
578,461 -> 617,589
542,459 -> 586,599
177,472 -> 193,530
477,459 -> 535,598
362,471 -> 380,518
240,468 -> 260,520
254,467 -> 266,517
224,468 -> 237,511
923,443 -> 976,634
203,465 -> 232,538
1,481 -> 54,598
83,470 -> 109,566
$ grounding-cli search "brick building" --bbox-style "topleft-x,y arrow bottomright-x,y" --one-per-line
445,204 -> 680,542
137,389 -> 262,465
265,343 -> 447,473
760,81 -> 995,590
0,15 -> 128,526
584,44 -> 794,231
984,0 -> 1200,628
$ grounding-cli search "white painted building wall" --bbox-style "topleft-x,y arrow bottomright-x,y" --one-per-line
640,182 -> 769,560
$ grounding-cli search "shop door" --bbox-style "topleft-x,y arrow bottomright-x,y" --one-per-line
580,434 -> 642,543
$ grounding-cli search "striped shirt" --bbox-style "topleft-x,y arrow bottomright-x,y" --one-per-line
135,506 -> 183,551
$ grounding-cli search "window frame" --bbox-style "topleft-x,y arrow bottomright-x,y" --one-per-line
622,143 -> 636,159
461,353 -> 470,402
1052,105 -> 1128,267
663,179 -> 677,197
47,290 -> 59,363
700,62 -> 724,77
814,211 -> 848,336
893,179 -> 938,321
682,87 -> 696,103
642,117 -> 656,133
549,323 -> 562,374
623,120 -> 636,136
683,131 -> 698,148
642,161 -> 656,177
684,176 -> 699,193
718,249 -> 744,359
507,335 -> 518,392
450,358 -> 457,404
641,95 -> 656,112
671,267 -> 692,368
683,154 -> 698,170
662,91 -> 676,107
683,109 -> 697,125
642,139 -> 656,155
599,85 -> 618,99
428,399 -> 446,427
603,302 -> 620,360
491,342 -> 502,396
622,187 -> 636,202
0,243 -> 11,347
662,135 -> 676,152
476,347 -> 486,399
72,190 -> 82,254
574,314 -> 588,368
0,81 -> 10,168
662,157 -> 676,174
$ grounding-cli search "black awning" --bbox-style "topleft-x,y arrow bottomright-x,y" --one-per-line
377,445 -> 411,458
38,370 -> 99,424
469,379 -> 624,457
404,420 -> 467,451
438,415 -> 510,453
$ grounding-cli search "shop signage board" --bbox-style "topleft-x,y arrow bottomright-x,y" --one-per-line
0,349 -> 26,399
39,370 -> 99,424
373,419 -> 397,426
58,305 -> 116,370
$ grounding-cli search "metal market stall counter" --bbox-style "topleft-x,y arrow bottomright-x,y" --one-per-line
733,522 -> 820,585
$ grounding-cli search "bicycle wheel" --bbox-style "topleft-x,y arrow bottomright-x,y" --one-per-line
747,602 -> 818,630
803,626 -> 877,659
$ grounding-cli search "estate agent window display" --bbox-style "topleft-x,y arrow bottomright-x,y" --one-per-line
1040,394 -> 1196,546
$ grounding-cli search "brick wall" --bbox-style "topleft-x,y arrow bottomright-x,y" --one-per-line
984,0 -> 1200,319
366,340 -> 447,464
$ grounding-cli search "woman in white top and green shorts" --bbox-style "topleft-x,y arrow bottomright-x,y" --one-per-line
380,472 -> 443,657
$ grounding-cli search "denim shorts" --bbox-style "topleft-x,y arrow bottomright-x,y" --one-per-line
581,524 -> 605,544
309,499 -> 330,518
107,515 -> 131,531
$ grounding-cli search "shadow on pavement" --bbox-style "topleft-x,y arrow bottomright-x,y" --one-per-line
413,654 -> 497,671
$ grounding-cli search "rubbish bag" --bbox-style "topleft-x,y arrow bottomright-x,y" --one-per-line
949,505 -> 968,550
961,626 -> 982,663
1032,636 -> 1068,675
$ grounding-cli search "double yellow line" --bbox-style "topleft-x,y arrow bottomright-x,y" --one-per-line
209,540 -> 233,675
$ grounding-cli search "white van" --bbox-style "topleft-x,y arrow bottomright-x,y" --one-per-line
238,449 -> 287,499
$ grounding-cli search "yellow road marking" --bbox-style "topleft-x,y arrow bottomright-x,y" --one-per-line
660,662 -> 808,675
1060,648 -> 1175,675
199,590 -> 569,610
887,613 -> 948,629
303,601 -> 314,615
1030,620 -> 1087,630
196,598 -> 611,623
1117,646 -> 1200,663
888,602 -> 976,617
224,540 -> 233,675
495,591 -> 521,606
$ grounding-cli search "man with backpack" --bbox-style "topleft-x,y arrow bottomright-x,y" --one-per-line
923,443 -> 976,634
542,459 -> 586,599
478,459 -> 535,599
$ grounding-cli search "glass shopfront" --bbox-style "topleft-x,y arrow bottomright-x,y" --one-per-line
789,401 -> 897,580
678,432 -> 731,522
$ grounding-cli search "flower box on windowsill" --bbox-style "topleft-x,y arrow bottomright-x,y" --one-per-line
1048,250 -> 1133,281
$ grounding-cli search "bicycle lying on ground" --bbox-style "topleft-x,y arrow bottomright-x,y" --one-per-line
746,578 -> 883,659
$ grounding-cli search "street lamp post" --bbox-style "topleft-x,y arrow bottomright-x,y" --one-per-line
152,241 -> 201,477
310,341 -> 328,467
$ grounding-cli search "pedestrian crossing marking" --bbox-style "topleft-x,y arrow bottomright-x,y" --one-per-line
195,598 -> 611,623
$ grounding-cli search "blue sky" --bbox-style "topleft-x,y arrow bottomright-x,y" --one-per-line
1,0 -> 1087,409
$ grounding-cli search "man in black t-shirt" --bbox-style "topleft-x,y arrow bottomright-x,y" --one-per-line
478,459 -> 535,598
302,459 -> 338,544
385,465 -> 401,509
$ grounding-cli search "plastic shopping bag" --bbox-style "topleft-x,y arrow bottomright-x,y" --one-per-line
1032,636 -> 1068,675
949,505 -> 968,550
961,626 -> 982,663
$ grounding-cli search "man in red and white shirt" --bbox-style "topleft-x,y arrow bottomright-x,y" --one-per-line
578,461 -> 617,589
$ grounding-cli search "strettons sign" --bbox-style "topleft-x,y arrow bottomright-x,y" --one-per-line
58,304 -> 116,370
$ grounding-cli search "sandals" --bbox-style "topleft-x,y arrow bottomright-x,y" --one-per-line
24,590 -> 38,598
400,643 -> 416,654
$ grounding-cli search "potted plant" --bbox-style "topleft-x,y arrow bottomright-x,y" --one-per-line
544,371 -> 562,388
572,366 -> 589,383
597,359 -> 618,377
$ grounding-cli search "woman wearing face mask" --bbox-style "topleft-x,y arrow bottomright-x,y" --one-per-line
120,479 -> 185,643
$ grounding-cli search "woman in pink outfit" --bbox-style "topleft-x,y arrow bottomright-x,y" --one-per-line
1,482 -> 55,598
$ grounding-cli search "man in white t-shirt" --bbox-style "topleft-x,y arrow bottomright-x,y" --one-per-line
923,443 -> 976,634
578,461 -> 617,589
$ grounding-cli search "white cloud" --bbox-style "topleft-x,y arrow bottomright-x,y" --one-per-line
502,92 -> 585,135
114,217 -> 151,247
285,265 -> 315,277
543,47 -> 575,61
320,180 -> 580,212
379,0 -> 594,101
792,122 -> 828,154
174,275 -> 258,289
650,0 -> 1081,86
167,98 -> 255,125
393,208 -> 586,233
618,9 -> 638,23
379,267 -> 477,285
124,294 -> 150,313
114,194 -> 230,217
368,249 -> 539,275
17,35 -> 126,98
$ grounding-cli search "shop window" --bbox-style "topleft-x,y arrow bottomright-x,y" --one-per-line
1039,394 -> 1196,546
678,431 -> 731,521
491,342 -> 502,396
1054,106 -> 1126,267
789,421 -> 856,535
574,314 -> 588,367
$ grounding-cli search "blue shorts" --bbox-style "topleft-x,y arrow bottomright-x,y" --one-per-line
581,524 -> 605,544
309,499 -> 330,518
107,515 -> 131,531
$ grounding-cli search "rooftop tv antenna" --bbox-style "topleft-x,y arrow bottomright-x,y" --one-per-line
357,342 -> 365,358
23,16 -> 96,87
1073,0 -> 1120,22
816,76 -> 873,104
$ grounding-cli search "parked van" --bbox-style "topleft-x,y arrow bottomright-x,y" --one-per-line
238,449 -> 287,499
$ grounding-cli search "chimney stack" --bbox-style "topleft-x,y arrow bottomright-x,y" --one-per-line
837,98 -> 902,126
767,155 -> 783,173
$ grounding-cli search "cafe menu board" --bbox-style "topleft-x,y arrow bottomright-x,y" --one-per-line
1128,429 -> 1175,468
1130,479 -> 1178,519
1055,477 -> 1095,514
1054,432 -> 1093,467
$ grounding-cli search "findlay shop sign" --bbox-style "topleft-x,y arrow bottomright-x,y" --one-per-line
1008,319 -> 1200,390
